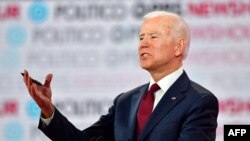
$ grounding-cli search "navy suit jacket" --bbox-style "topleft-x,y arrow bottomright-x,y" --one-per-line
38,71 -> 219,141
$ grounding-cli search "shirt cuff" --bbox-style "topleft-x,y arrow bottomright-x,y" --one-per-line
40,111 -> 54,126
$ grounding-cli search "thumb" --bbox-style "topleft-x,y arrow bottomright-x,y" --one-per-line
44,74 -> 53,87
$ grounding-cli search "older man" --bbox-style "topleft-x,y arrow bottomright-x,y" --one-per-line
23,11 -> 218,141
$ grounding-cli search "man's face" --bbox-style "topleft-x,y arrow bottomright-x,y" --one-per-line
138,16 -> 179,73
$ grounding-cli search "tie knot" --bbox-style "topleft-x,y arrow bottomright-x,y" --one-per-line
149,83 -> 160,93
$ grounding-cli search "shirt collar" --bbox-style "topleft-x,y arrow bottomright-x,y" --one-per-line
149,67 -> 183,93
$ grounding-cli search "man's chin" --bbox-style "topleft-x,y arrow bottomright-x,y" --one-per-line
140,65 -> 151,71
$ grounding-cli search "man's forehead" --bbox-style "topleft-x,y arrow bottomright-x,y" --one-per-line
139,20 -> 171,34
139,32 -> 159,36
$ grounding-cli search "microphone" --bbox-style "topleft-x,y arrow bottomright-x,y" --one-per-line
21,73 -> 43,86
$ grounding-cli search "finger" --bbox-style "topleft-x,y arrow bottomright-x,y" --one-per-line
44,74 -> 53,87
23,70 -> 29,86
27,76 -> 34,94
24,70 -> 32,87
25,71 -> 38,87
28,76 -> 32,87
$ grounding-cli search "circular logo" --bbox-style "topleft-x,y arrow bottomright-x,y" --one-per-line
4,121 -> 24,141
28,2 -> 49,23
26,100 -> 41,119
6,25 -> 27,47
0,50 -> 21,70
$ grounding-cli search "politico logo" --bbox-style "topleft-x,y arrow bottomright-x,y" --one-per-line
54,98 -> 111,117
54,3 -> 127,21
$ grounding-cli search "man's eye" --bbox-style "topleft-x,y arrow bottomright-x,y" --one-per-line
139,37 -> 144,40
151,36 -> 157,39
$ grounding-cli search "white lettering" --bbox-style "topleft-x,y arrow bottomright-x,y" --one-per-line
228,129 -> 235,136
241,129 -> 246,136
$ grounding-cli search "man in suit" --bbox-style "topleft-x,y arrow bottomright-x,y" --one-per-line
23,11 -> 219,141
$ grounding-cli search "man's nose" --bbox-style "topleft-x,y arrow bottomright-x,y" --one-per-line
140,43 -> 149,49
140,38 -> 149,48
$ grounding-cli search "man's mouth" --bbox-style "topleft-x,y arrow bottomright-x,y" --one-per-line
141,53 -> 150,57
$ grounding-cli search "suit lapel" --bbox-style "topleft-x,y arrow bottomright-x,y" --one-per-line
138,72 -> 190,141
127,84 -> 149,140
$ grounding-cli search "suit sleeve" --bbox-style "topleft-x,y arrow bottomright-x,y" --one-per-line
38,95 -> 121,141
179,94 -> 219,141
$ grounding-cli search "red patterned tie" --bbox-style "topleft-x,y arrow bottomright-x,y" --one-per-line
136,83 -> 160,137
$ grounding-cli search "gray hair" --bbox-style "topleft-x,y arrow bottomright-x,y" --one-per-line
143,11 -> 190,59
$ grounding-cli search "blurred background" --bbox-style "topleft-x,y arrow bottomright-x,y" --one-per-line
0,0 -> 249,141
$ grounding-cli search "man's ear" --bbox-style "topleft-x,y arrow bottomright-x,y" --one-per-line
175,38 -> 185,57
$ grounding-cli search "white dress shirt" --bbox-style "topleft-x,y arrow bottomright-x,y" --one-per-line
149,67 -> 183,110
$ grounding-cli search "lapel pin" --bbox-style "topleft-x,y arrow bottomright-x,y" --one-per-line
171,97 -> 177,100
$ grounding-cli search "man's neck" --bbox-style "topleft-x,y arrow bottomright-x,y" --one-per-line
150,63 -> 183,82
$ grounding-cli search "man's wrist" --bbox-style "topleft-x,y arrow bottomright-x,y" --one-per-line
41,110 -> 54,126
41,104 -> 55,118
